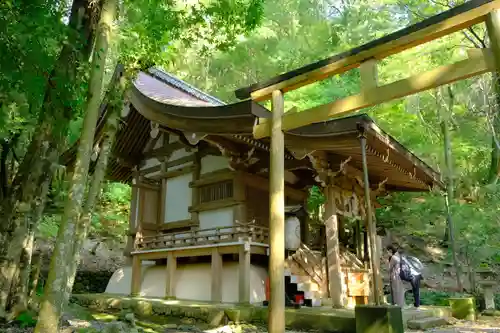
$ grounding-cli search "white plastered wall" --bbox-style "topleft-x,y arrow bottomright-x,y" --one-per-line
200,155 -> 229,175
165,173 -> 192,223
162,152 -> 230,224
105,261 -> 267,304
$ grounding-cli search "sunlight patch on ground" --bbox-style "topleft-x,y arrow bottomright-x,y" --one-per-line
92,313 -> 118,321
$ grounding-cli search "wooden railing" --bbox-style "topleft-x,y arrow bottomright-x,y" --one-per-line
134,224 -> 269,251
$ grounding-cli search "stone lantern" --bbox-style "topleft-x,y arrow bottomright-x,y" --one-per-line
476,268 -> 497,311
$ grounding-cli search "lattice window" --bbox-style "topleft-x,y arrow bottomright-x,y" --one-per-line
199,180 -> 233,203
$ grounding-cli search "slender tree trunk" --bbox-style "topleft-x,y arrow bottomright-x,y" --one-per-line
9,174 -> 52,316
0,0 -> 100,314
438,87 -> 463,291
68,102 -> 120,294
35,0 -> 117,330
28,253 -> 42,300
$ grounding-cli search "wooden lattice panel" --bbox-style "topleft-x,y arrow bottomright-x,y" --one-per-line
198,180 -> 233,203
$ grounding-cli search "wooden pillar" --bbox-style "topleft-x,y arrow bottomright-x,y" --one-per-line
238,242 -> 251,303
324,185 -> 344,308
159,178 -> 167,225
211,248 -> 223,303
191,152 -> 201,226
355,219 -> 363,259
131,255 -> 142,296
165,252 -> 176,298
301,200 -> 310,246
233,173 -> 247,225
268,90 -> 285,333
487,10 -> 500,71
124,185 -> 139,258
358,128 -> 382,305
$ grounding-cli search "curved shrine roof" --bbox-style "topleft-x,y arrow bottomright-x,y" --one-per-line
63,68 -> 443,192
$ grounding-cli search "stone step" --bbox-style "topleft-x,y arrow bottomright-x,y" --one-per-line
407,316 -> 449,330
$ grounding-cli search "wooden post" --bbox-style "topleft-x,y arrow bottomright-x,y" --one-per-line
360,59 -> 378,91
124,185 -> 139,258
165,252 -> 176,298
355,219 -> 363,259
324,184 -> 344,308
268,89 -> 285,333
358,128 -> 382,305
486,10 -> 500,185
159,178 -> 167,225
487,10 -> 500,70
302,199 -> 311,246
211,248 -> 223,303
131,255 -> 142,296
238,242 -> 251,303
191,152 -> 201,226
233,173 -> 247,225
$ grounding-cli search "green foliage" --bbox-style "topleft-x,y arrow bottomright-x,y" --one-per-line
39,181 -> 132,243
412,290 -> 461,306
15,311 -> 37,328
90,182 -> 131,240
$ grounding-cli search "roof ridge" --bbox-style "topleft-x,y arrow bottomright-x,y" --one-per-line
148,68 -> 226,106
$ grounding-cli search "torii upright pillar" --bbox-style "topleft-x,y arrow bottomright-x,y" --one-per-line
268,90 -> 285,333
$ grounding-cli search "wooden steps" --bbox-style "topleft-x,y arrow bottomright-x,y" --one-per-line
285,244 -> 326,307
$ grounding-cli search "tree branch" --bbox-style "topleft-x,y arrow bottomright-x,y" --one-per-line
467,27 -> 487,48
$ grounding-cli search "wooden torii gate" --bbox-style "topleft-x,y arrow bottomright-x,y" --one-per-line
234,1 -> 500,333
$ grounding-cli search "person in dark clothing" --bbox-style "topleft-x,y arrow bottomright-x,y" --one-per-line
387,244 -> 424,309
406,255 -> 424,309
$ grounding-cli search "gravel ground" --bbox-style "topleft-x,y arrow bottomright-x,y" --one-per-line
407,317 -> 500,333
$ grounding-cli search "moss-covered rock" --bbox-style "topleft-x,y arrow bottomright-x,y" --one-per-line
449,297 -> 476,321
355,305 -> 404,333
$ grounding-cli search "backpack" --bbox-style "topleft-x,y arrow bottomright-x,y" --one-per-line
407,256 -> 424,277
399,255 -> 413,282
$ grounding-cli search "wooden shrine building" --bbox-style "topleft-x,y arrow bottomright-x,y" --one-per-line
88,67 -> 443,307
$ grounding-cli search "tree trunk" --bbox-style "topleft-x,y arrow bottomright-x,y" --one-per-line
439,86 -> 463,292
68,102 -> 120,294
35,0 -> 117,330
28,253 -> 42,300
9,174 -> 52,316
0,143 -> 49,315
0,0 -> 100,314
